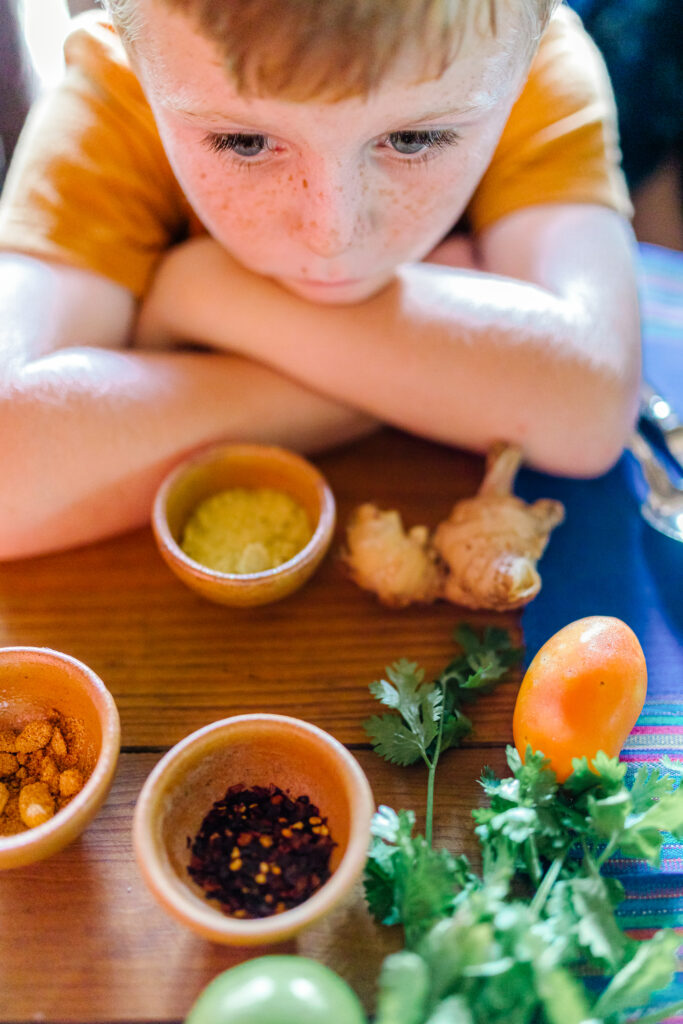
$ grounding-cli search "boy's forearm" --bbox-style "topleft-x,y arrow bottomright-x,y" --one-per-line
0,347 -> 376,560
140,231 -> 640,477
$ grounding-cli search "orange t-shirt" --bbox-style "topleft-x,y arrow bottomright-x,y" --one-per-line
0,7 -> 631,298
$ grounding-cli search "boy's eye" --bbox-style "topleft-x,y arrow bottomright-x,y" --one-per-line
386,129 -> 460,156
204,132 -> 269,158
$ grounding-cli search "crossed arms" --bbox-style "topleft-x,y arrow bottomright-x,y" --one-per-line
0,202 -> 640,558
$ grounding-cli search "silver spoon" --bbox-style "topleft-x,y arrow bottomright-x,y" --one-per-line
628,431 -> 683,542
639,381 -> 683,476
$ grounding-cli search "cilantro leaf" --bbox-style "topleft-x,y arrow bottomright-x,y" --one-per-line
365,808 -> 417,925
364,843 -> 402,925
438,623 -> 523,699
586,789 -> 632,838
370,660 -> 427,729
401,841 -> 469,948
659,755 -> 683,776
629,763 -> 676,812
565,751 -> 627,796
533,966 -> 595,1024
423,995 -> 475,1023
617,786 -> 683,863
593,929 -> 681,1019
370,805 -> 411,844
364,660 -> 440,767
436,708 -> 472,756
363,714 -> 426,766
364,805 -> 471,945
563,873 -> 631,968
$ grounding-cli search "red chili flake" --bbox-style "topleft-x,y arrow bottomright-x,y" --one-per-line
187,783 -> 336,919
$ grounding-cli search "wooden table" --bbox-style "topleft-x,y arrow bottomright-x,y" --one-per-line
0,429 -> 523,1022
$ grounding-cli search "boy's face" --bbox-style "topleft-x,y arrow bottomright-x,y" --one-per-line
132,0 -> 531,304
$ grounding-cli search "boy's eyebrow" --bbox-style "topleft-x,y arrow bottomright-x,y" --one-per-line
398,99 -> 498,124
171,97 -> 494,129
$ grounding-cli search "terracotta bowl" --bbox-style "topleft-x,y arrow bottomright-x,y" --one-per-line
0,647 -> 120,869
151,443 -> 336,607
132,714 -> 375,945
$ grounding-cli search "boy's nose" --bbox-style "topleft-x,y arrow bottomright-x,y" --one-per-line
296,165 -> 366,258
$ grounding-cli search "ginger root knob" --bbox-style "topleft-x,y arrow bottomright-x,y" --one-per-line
342,504 -> 445,608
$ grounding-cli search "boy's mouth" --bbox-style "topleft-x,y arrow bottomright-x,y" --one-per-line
278,271 -> 394,304
292,278 -> 362,288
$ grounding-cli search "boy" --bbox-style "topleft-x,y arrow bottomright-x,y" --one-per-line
0,0 -> 640,559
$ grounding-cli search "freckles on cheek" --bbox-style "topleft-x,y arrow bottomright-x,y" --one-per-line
182,165 -> 248,218
186,170 -> 296,261
385,183 -> 456,246
156,129 -> 282,252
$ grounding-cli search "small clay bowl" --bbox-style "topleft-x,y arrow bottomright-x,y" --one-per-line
132,714 -> 375,945
0,647 -> 120,869
152,443 -> 336,607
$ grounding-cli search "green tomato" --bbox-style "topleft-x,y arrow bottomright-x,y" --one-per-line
185,956 -> 368,1024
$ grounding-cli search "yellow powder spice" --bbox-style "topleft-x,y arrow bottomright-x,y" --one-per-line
181,487 -> 313,574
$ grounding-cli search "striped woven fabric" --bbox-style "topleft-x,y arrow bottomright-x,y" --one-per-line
617,706 -> 683,1022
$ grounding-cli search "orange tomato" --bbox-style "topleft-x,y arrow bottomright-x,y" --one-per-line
513,615 -> 647,782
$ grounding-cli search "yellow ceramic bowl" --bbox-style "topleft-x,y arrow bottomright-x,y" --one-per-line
152,443 -> 336,606
132,714 -> 375,945
0,647 -> 120,869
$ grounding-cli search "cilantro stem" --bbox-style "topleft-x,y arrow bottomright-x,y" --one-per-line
529,854 -> 565,918
424,683 -> 447,847
424,755 -> 436,848
525,834 -> 542,887
596,834 -> 621,870
582,839 -> 601,877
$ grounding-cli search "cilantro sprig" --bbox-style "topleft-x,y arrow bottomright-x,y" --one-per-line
477,747 -> 683,882
438,623 -> 524,697
369,747 -> 683,1024
363,624 -> 522,844
364,805 -> 474,949
361,623 -> 683,1024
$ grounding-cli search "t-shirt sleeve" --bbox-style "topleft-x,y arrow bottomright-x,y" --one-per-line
467,7 -> 633,234
0,15 -> 191,297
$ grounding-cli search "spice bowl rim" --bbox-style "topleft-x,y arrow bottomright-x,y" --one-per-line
0,646 -> 121,868
151,442 -> 337,601
132,713 -> 375,945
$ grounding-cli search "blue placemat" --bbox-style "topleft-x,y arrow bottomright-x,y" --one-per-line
519,244 -> 683,696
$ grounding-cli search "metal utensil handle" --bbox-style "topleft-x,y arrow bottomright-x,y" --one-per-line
628,431 -> 678,499
640,380 -> 680,434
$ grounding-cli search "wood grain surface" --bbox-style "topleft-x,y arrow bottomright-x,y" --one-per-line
0,430 -> 527,1022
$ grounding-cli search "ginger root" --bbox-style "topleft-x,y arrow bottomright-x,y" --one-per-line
342,442 -> 564,611
342,504 -> 444,608
432,444 -> 565,609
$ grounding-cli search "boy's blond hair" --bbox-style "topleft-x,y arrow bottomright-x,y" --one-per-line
107,0 -> 560,101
